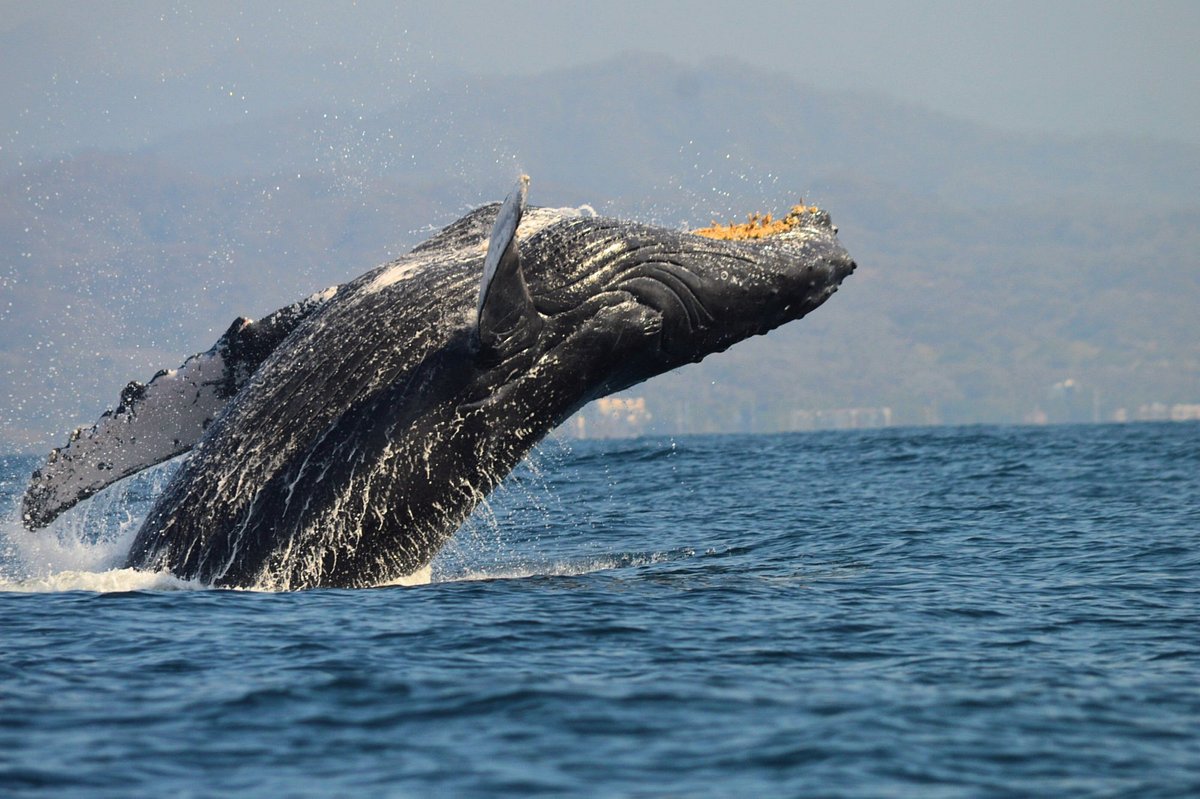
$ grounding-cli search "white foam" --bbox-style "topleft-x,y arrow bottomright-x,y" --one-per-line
1,461 -> 193,593
437,550 -> 689,584
2,510 -> 136,576
0,567 -> 204,594
376,563 -> 433,587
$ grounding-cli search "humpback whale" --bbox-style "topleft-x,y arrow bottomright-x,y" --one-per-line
23,177 -> 856,589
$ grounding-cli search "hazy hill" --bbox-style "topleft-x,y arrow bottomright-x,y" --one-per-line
140,54 -> 1200,213
2,55 -> 1197,451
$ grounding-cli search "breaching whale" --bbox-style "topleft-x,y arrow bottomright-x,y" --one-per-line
23,177 -> 856,589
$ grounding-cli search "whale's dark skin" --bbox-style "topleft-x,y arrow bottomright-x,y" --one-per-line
30,179 -> 855,589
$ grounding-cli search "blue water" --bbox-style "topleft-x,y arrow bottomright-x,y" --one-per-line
1,423 -> 1198,797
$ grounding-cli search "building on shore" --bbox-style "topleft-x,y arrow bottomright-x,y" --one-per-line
564,397 -> 652,439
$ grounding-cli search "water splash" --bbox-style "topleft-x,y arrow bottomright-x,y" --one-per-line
430,438 -> 577,581
0,458 -> 185,592
0,436 -> 663,593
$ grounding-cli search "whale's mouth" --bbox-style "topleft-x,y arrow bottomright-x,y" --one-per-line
691,204 -> 830,241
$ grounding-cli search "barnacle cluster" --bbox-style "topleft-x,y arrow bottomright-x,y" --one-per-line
693,205 -> 823,240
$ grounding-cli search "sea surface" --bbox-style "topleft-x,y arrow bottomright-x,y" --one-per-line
1,423 -> 1198,797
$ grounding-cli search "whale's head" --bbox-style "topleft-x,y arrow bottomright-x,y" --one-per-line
475,178 -> 856,425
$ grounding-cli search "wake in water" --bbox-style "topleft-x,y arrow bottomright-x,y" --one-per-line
443,548 -> 697,584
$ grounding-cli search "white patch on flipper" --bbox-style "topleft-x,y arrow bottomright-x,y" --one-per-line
25,348 -> 232,526
26,285 -> 342,528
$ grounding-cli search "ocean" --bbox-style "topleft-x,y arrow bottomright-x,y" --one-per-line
1,422 -> 1197,797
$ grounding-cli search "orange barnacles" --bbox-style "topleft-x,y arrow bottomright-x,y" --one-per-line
692,205 -> 823,241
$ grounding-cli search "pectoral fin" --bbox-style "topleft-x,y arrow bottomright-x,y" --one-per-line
21,286 -> 338,529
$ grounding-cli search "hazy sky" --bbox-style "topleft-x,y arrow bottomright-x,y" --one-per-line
3,0 -> 1199,159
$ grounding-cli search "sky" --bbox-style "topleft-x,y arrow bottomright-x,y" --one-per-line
2,0 -> 1199,166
